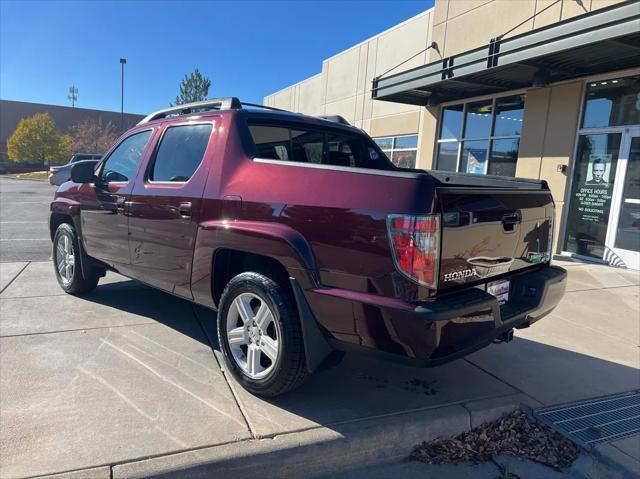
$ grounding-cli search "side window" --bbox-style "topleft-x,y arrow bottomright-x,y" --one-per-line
101,130 -> 152,183
150,124 -> 213,182
291,129 -> 324,163
248,122 -> 392,170
248,125 -> 290,161
325,132 -> 369,168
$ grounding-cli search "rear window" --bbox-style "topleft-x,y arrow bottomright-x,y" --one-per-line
247,123 -> 393,170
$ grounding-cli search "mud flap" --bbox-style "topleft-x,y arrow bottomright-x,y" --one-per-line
289,277 -> 335,373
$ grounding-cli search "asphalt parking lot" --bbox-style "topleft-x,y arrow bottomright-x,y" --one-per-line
0,177 -> 54,262
0,177 -> 639,479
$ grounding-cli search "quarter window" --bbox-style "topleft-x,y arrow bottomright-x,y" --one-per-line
248,124 -> 390,169
436,94 -> 525,177
150,124 -> 212,182
100,130 -> 152,183
373,134 -> 418,168
292,129 -> 324,163
249,125 -> 290,161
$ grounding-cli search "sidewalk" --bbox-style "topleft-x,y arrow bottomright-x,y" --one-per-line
0,260 -> 638,478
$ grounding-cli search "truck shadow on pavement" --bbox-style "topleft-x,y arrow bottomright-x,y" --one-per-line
77,278 -> 640,478
78,277 -> 639,421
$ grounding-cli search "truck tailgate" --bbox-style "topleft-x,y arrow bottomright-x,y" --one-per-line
437,188 -> 554,289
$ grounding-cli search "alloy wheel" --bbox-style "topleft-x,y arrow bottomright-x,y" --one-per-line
55,234 -> 75,285
226,292 -> 281,379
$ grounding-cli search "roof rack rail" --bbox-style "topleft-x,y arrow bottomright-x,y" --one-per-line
137,97 -> 242,125
318,115 -> 350,125
240,101 -> 287,112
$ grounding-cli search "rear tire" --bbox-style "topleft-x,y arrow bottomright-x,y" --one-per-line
53,223 -> 100,294
217,272 -> 308,397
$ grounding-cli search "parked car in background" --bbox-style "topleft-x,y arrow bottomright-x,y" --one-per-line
50,98 -> 566,397
49,153 -> 101,186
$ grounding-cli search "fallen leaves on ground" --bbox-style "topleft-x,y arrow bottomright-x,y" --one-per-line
411,410 -> 580,470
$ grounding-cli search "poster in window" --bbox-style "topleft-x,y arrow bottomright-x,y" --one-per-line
466,149 -> 487,174
585,154 -> 611,185
564,134 -> 620,259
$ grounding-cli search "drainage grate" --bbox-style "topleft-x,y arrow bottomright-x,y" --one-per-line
535,391 -> 640,446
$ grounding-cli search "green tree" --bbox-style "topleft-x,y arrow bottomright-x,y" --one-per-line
70,117 -> 118,154
172,68 -> 211,106
7,113 -> 72,166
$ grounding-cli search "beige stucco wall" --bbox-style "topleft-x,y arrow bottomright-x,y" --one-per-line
517,81 -> 585,252
430,0 -> 624,61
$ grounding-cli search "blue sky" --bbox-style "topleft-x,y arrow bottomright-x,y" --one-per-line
1,0 -> 431,115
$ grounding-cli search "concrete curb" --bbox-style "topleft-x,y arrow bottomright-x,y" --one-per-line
111,405 -> 469,479
572,442 -> 640,479
110,394 -> 530,479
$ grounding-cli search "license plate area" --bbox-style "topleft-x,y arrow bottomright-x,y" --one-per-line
487,279 -> 510,305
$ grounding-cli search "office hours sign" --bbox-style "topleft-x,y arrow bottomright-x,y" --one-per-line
564,134 -> 620,259
573,154 -> 613,222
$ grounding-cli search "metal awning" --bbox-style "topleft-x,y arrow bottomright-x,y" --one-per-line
372,1 -> 640,106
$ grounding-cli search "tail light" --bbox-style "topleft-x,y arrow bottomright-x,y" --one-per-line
387,214 -> 440,288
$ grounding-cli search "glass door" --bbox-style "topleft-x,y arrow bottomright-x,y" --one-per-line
563,132 -> 621,261
606,128 -> 640,270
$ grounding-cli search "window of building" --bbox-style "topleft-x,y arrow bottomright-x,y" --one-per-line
440,104 -> 463,140
436,94 -> 525,177
582,75 -> 640,129
373,134 -> 418,168
248,124 -> 392,170
150,124 -> 212,182
100,130 -> 152,183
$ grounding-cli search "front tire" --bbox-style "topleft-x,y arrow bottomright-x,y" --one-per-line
53,223 -> 99,294
217,272 -> 308,397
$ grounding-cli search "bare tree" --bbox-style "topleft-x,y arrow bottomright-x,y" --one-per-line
70,117 -> 118,154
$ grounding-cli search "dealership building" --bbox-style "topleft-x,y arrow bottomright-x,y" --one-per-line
265,0 -> 640,269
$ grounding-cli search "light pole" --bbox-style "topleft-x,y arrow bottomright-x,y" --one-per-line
120,58 -> 126,132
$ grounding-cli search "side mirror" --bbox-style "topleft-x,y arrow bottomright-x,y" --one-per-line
70,161 -> 97,183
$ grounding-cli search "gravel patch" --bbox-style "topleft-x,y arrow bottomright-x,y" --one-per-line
411,410 -> 581,470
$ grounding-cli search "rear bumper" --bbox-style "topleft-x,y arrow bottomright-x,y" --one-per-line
325,265 -> 567,366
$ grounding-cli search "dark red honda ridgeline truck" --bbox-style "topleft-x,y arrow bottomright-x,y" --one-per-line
50,98 -> 566,396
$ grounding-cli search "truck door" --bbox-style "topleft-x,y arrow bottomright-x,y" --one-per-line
81,129 -> 154,268
127,121 -> 216,299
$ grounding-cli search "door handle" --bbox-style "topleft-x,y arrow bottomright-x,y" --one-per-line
116,197 -> 126,212
502,213 -> 521,225
179,202 -> 192,218
502,211 -> 521,232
